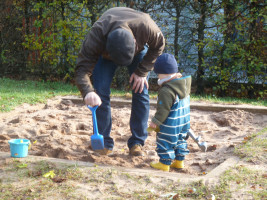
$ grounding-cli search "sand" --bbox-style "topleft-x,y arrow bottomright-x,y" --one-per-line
0,96 -> 266,175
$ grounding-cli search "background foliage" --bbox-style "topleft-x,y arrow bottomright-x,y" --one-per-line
0,0 -> 266,99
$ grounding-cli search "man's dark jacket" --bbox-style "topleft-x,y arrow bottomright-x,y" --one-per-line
75,7 -> 165,98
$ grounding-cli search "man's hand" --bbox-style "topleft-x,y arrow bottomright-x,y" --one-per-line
84,92 -> 102,107
129,73 -> 149,93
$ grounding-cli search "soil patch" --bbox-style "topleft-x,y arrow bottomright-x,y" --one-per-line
0,96 -> 266,175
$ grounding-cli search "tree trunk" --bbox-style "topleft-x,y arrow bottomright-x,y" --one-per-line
174,4 -> 180,59
196,0 -> 207,95
218,0 -> 236,96
22,0 -> 30,79
61,2 -> 69,80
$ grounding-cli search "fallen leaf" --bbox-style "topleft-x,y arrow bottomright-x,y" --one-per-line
28,170 -> 42,177
43,170 -> 55,178
17,163 -> 28,168
52,177 -> 66,183
188,187 -> 196,193
27,188 -> 35,193
244,136 -> 252,141
172,193 -> 181,200
147,126 -> 160,133
207,145 -> 217,151
147,127 -> 154,133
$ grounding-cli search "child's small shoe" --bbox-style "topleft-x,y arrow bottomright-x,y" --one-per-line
170,160 -> 184,169
150,162 -> 170,172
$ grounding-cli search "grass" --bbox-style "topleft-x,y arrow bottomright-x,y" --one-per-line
0,160 -> 84,200
1,157 -> 266,199
234,127 -> 267,163
191,94 -> 267,107
0,78 -> 79,112
111,88 -> 267,107
177,165 -> 267,200
219,165 -> 267,200
1,78 -> 266,112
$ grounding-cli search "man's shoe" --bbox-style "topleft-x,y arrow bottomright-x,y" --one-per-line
150,162 -> 170,172
95,148 -> 113,155
129,144 -> 144,156
170,160 -> 184,169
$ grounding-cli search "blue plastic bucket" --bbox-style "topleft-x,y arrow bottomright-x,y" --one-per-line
8,139 -> 30,158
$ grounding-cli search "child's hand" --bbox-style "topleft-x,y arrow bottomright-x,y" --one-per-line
177,73 -> 182,78
149,122 -> 157,129
147,122 -> 160,133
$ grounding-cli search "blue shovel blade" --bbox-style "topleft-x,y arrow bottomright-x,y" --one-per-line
91,134 -> 104,150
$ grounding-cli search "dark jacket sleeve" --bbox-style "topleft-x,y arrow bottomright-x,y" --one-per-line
75,27 -> 105,98
134,18 -> 165,77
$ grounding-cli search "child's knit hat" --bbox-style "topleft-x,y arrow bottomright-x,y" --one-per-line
154,53 -> 178,74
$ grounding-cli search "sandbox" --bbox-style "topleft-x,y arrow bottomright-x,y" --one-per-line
0,96 -> 266,176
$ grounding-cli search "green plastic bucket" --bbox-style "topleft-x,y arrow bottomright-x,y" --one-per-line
8,139 -> 30,158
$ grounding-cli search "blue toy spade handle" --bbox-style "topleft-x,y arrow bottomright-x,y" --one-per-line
87,105 -> 100,136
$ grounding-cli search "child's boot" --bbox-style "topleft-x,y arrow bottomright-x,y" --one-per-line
170,160 -> 184,169
150,162 -> 170,172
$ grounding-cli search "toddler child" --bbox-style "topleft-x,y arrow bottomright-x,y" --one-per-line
148,53 -> 191,172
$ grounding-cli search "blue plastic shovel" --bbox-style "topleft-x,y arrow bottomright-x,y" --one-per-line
87,105 -> 104,150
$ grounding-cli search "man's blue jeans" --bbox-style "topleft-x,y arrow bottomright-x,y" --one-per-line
92,47 -> 149,150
